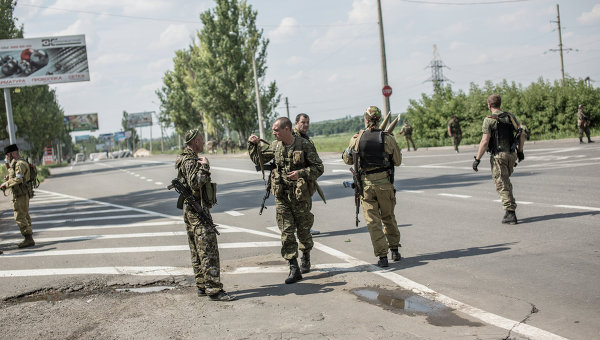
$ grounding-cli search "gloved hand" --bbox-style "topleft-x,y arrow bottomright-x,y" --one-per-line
517,151 -> 524,162
472,156 -> 480,172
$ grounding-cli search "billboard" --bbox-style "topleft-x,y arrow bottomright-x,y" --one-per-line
0,35 -> 90,88
114,131 -> 127,141
99,133 -> 114,142
126,111 -> 153,128
65,113 -> 98,131
74,134 -> 90,142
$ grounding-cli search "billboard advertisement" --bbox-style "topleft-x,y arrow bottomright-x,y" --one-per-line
74,134 -> 90,143
0,35 -> 90,88
126,111 -> 153,128
114,131 -> 127,141
65,113 -> 98,131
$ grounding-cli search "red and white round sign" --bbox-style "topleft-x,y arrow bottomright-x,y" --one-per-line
382,85 -> 392,97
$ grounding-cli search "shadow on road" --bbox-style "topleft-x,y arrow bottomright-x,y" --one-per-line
519,211 -> 599,223
233,280 -> 347,300
399,242 -> 517,270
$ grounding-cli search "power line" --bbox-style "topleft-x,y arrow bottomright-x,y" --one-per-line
400,0 -> 529,5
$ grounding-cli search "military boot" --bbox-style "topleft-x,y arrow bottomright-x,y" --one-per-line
300,251 -> 311,274
580,138 -> 584,144
588,139 -> 594,143
377,256 -> 389,267
390,248 -> 402,262
208,290 -> 236,301
18,235 -> 35,248
285,258 -> 303,284
502,211 -> 518,225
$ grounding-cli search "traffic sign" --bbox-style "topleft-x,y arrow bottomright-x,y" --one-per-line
382,85 -> 392,97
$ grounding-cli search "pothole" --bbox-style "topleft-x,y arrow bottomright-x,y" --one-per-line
115,286 -> 175,293
350,286 -> 484,327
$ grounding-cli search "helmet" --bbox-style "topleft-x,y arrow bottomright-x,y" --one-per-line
364,106 -> 381,122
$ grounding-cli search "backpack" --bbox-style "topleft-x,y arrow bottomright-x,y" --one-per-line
28,162 -> 40,189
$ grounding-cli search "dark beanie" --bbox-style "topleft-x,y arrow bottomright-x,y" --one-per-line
3,144 -> 18,154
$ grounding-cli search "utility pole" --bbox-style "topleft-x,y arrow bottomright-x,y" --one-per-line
549,4 -> 576,81
252,52 -> 265,140
425,44 -> 452,89
377,0 -> 390,114
285,97 -> 290,119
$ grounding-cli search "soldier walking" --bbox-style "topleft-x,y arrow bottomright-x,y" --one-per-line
472,94 -> 525,224
577,105 -> 594,144
448,115 -> 462,153
175,129 -> 235,301
292,113 -> 322,236
248,117 -> 324,284
1,144 -> 35,249
398,120 -> 416,151
342,107 -> 403,267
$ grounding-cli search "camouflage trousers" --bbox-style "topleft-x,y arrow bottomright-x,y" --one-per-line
452,134 -> 462,151
184,206 -> 222,295
275,195 -> 313,260
490,152 -> 517,211
12,194 -> 32,237
578,122 -> 591,140
361,182 -> 400,258
404,136 -> 416,151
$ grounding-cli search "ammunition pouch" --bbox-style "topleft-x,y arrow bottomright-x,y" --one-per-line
270,171 -> 284,198
307,179 -> 317,196
201,182 -> 218,208
11,183 -> 28,198
295,178 -> 310,201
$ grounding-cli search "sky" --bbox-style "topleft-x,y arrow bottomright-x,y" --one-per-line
12,0 -> 600,140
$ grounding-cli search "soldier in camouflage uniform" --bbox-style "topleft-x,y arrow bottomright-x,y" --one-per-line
248,117 -> 324,284
292,113 -> 321,236
1,144 -> 35,249
342,107 -> 403,267
472,94 -> 525,225
175,129 -> 235,301
447,115 -> 462,153
398,121 -> 416,151
577,105 -> 594,144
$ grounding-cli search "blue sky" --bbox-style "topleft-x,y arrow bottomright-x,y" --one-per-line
13,0 -> 600,138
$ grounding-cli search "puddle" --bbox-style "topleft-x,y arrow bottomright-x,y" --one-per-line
351,287 -> 483,327
115,286 -> 175,293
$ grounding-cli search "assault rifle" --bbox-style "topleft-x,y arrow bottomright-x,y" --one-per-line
167,178 -> 219,235
256,161 -> 275,215
342,150 -> 363,227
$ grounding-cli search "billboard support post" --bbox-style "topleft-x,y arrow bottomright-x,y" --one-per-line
4,88 -> 16,144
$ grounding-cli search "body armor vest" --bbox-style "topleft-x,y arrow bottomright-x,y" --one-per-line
358,129 -> 387,170
488,113 -> 516,155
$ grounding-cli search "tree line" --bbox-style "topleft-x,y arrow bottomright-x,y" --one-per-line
0,0 -> 71,164
156,0 -> 280,147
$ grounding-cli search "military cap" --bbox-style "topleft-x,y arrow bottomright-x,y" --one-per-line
184,129 -> 199,144
3,144 -> 18,154
364,106 -> 382,122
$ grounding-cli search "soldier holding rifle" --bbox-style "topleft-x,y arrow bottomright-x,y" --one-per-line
174,129 -> 235,301
248,117 -> 324,284
342,107 -> 402,267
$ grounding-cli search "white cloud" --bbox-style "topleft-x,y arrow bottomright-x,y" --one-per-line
444,22 -> 469,38
269,17 -> 299,44
94,53 -> 135,65
578,4 -> 600,25
449,41 -> 468,50
285,56 -> 307,66
289,71 -> 304,80
53,18 -> 89,37
153,24 -> 193,49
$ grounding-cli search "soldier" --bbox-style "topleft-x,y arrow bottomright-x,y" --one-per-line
293,113 -> 322,236
472,94 -> 525,224
447,115 -> 462,153
0,144 -> 35,248
398,120 -> 417,151
248,117 -> 324,284
577,105 -> 594,144
342,106 -> 402,267
175,129 -> 235,301
227,138 -> 236,154
220,139 -> 228,154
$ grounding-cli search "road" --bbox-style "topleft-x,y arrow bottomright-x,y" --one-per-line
0,139 -> 598,339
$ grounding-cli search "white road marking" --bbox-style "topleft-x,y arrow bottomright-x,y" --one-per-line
438,193 -> 471,198
225,210 -> 244,216
146,179 -> 153,182
210,166 -> 257,175
134,174 -> 140,177
228,263 -> 359,274
400,190 -> 424,193
140,176 -> 146,180
155,182 -> 163,186
2,242 -> 281,257
493,200 -> 534,205
318,180 -> 336,185
554,204 -> 600,212
0,220 -> 184,236
0,266 -> 192,277
34,214 -> 150,225
331,169 -> 348,173
266,226 -> 280,234
30,208 -> 128,218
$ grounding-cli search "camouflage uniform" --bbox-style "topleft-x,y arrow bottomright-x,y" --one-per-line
227,138 -> 236,153
482,110 -> 520,212
399,122 -> 416,151
220,139 -> 228,154
175,147 -> 222,295
448,117 -> 462,152
248,137 -> 323,261
577,107 -> 593,143
6,158 -> 33,239
343,107 -> 403,263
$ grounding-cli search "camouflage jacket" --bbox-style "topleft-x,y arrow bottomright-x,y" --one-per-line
292,128 -> 314,146
6,159 -> 30,197
175,147 -> 212,205
248,137 -> 323,197
448,119 -> 462,135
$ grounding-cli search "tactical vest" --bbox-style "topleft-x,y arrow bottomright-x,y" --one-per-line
358,129 -> 388,171
487,112 -> 516,155
9,159 -> 31,197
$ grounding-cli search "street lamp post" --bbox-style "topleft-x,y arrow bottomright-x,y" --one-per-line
251,51 -> 265,140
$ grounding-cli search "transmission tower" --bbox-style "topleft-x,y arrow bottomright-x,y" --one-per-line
425,44 -> 452,89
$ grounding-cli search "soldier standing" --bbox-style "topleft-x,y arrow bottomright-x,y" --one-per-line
398,120 -> 417,151
447,115 -> 462,153
248,117 -> 324,284
472,94 -> 525,224
227,138 -> 236,154
175,129 -> 235,301
342,106 -> 403,267
577,105 -> 594,144
292,113 -> 322,236
0,144 -> 35,248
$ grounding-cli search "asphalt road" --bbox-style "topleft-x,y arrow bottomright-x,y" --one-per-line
0,138 -> 598,339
